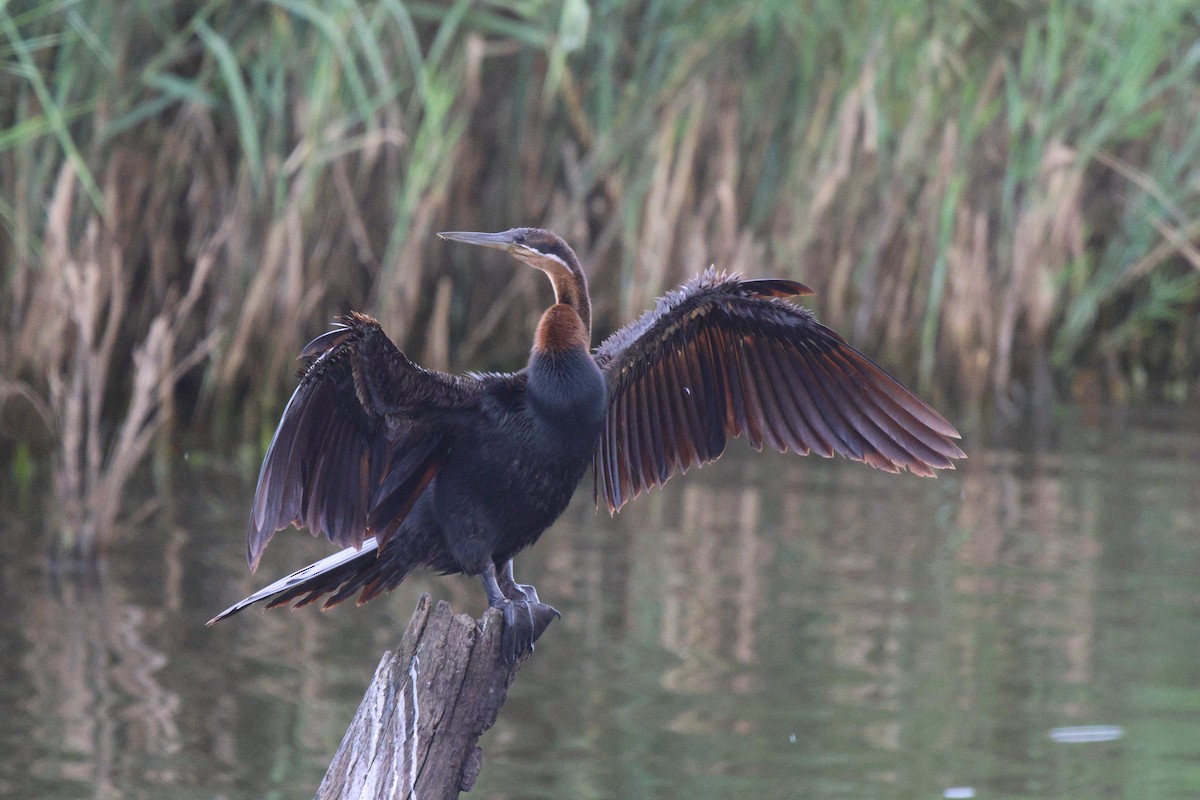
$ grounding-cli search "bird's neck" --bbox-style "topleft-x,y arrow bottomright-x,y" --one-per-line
534,303 -> 590,354
550,273 -> 590,338
536,257 -> 591,346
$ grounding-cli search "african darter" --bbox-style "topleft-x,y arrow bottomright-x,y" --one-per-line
208,229 -> 964,662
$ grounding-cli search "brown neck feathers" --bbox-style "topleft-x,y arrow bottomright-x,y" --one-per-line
534,304 -> 589,354
527,251 -> 591,343
549,271 -> 590,338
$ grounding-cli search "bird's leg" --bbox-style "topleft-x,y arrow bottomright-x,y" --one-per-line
481,560 -> 559,664
498,558 -> 541,604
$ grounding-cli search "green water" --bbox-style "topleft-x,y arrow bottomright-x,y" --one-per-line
1,408 -> 1198,799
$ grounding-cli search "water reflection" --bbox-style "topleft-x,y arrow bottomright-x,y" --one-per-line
16,574 -> 180,799
1,408 -> 1198,799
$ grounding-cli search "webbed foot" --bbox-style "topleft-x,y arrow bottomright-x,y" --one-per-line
488,559 -> 560,663
494,596 -> 561,664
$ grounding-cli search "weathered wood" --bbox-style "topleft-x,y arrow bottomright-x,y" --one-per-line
314,594 -> 528,800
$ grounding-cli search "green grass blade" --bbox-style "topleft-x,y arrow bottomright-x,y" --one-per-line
195,18 -> 263,189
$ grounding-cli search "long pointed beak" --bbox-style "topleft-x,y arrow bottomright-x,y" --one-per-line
437,230 -> 519,253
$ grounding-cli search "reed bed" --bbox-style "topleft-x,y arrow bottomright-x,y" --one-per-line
1,0 -> 1197,551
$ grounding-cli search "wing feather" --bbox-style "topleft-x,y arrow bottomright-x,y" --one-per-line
661,353 -> 697,471
744,336 -> 793,453
247,312 -> 477,569
732,336 -> 768,450
626,373 -> 649,494
721,329 -> 752,440
824,349 -> 956,471
794,343 -> 876,464
755,341 -> 809,455
790,343 -> 865,458
649,353 -> 679,482
593,269 -> 963,512
829,348 -> 966,461
800,342 -> 915,473
601,412 -> 621,509
694,330 -> 728,456
770,342 -> 837,457
638,363 -> 668,485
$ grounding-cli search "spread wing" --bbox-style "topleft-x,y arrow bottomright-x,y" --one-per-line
592,269 -> 964,512
247,312 -> 478,570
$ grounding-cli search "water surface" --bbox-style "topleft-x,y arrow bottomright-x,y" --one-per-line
1,408 -> 1197,799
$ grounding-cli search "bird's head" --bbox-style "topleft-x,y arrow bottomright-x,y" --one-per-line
438,227 -> 590,334
438,227 -> 581,282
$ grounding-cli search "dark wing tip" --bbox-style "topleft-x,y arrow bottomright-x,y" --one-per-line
739,278 -> 815,298
816,341 -> 966,475
847,349 -> 965,443
298,326 -> 352,360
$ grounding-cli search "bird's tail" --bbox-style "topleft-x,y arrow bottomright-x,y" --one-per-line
206,537 -> 415,625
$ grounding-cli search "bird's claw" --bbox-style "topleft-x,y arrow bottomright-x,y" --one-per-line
494,597 -> 560,664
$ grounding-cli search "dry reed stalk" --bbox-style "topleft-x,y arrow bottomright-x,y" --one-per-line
944,206 -> 995,412
995,142 -> 1084,404
377,211 -> 436,348
458,268 -> 537,365
420,276 -> 454,372
805,60 -> 875,329
630,85 -> 702,318
37,163 -> 216,558
682,95 -> 742,274
219,181 -> 314,390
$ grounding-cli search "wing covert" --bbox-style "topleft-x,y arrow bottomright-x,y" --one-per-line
247,312 -> 477,569
592,269 -> 964,512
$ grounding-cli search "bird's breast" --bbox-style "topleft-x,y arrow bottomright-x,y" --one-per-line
525,346 -> 607,441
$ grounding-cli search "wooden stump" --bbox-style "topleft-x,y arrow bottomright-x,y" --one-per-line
314,593 -> 527,800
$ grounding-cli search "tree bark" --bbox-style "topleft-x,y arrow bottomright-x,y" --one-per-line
314,593 -> 525,800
